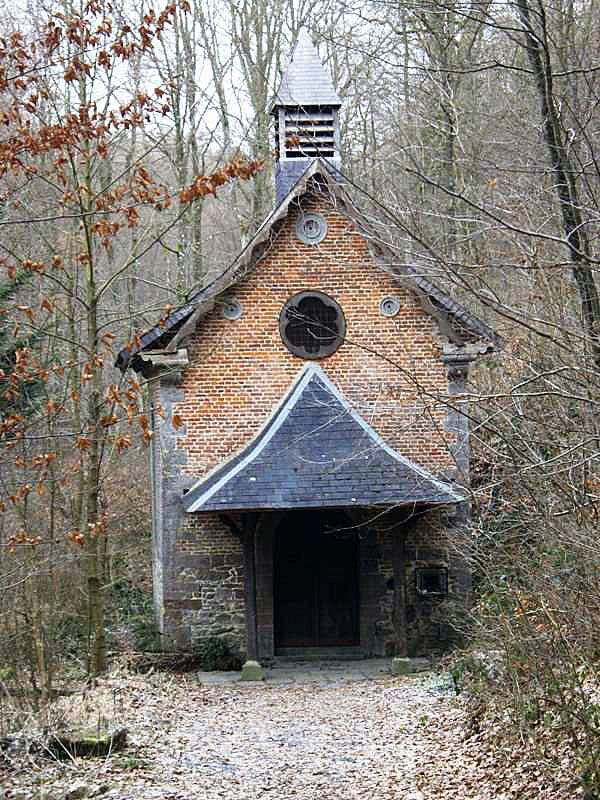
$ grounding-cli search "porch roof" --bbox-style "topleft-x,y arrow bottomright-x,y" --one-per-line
183,364 -> 463,513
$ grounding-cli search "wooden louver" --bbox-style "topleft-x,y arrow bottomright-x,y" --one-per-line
276,106 -> 337,160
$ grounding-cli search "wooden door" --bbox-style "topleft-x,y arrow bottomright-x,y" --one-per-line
274,512 -> 359,649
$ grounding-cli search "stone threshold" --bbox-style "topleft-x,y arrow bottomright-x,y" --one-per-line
196,657 -> 433,686
273,646 -> 366,661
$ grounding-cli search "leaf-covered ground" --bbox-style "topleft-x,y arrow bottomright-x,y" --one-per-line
1,668 -> 580,799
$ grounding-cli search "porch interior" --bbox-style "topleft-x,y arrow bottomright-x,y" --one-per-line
240,506 -> 423,664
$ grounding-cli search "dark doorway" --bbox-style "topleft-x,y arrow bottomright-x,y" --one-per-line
274,511 -> 360,649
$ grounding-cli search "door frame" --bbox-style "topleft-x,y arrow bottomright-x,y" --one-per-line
251,509 -> 381,660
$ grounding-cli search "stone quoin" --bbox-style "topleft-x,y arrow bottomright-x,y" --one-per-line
116,30 -> 500,665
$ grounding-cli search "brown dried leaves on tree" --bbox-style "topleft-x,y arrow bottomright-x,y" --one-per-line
0,0 -> 263,678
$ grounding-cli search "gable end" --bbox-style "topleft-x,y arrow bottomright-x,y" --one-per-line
116,161 -> 501,372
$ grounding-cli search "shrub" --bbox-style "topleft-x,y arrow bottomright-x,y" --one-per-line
195,637 -> 242,671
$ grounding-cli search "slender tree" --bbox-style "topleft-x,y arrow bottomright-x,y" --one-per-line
0,0 -> 261,678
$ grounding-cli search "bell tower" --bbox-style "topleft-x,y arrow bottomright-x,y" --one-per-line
271,30 -> 342,204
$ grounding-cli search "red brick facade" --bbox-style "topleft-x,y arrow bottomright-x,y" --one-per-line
175,196 -> 456,481
144,186 -> 477,660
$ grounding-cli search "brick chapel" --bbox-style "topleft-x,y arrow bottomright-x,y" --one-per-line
117,30 -> 499,671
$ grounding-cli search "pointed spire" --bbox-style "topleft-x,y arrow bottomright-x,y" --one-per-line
270,30 -> 343,204
273,29 -> 341,108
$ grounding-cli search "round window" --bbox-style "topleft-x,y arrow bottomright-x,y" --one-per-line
295,213 -> 327,245
379,296 -> 401,317
222,296 -> 243,320
279,291 -> 346,360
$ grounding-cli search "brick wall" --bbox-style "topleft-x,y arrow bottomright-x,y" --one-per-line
152,190 -> 467,657
174,195 -> 455,480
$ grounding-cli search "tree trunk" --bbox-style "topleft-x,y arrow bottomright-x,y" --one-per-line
517,0 -> 600,365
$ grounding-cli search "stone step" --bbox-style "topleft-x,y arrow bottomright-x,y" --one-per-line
273,646 -> 366,661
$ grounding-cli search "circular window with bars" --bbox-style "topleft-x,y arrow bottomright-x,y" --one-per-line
279,291 -> 346,360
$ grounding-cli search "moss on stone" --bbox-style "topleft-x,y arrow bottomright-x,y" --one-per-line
50,726 -> 127,759
240,660 -> 264,681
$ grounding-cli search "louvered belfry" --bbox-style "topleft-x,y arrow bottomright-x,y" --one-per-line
271,29 -> 342,203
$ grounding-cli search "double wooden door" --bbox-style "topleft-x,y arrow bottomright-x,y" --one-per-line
274,512 -> 360,649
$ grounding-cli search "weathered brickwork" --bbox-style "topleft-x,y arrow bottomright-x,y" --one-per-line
359,509 -> 458,657
151,190 -> 470,658
174,195 -> 457,481
403,512 -> 454,655
174,515 -> 246,650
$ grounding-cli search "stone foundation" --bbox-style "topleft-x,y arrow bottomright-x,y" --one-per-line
162,513 -> 247,654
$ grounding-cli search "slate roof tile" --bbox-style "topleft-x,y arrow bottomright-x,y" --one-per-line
183,363 -> 463,512
272,30 -> 341,108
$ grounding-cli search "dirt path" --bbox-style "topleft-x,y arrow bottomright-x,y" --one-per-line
1,667 -> 576,800
143,677 -> 445,799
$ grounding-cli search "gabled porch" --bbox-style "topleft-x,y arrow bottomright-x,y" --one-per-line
182,363 -> 465,669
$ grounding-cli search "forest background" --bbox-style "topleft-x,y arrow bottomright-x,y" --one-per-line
1,0 -> 600,793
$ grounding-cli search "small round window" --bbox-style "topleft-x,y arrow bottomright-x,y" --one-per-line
279,291 -> 346,360
295,213 -> 327,245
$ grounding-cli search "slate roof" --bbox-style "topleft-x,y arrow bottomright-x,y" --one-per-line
183,363 -> 463,513
271,29 -> 342,109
